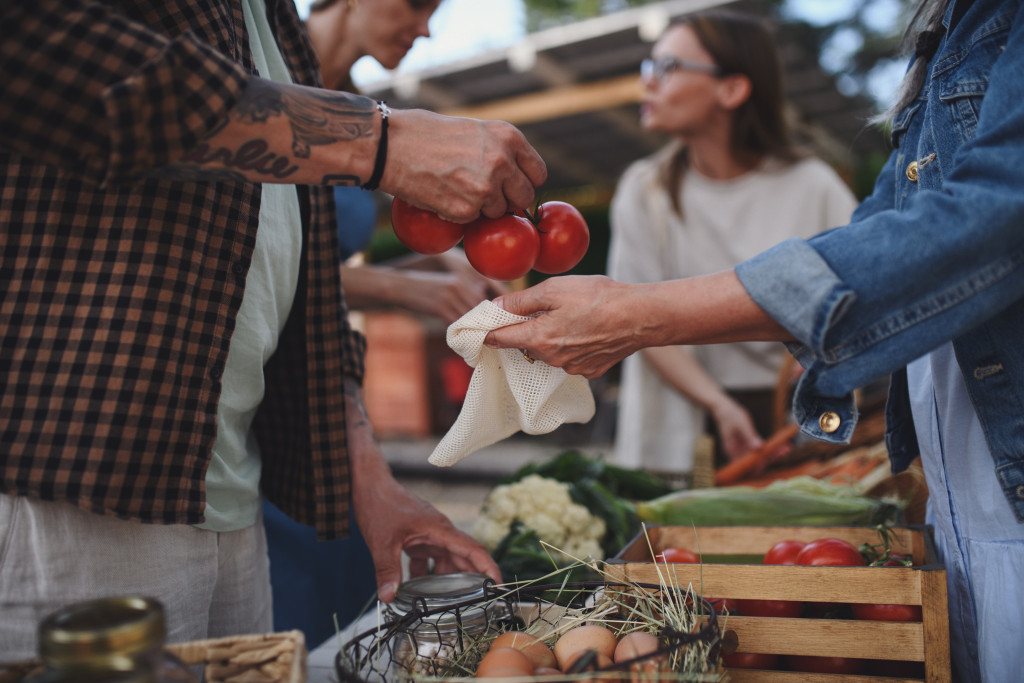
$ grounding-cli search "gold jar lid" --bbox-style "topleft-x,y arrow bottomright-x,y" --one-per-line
38,596 -> 166,671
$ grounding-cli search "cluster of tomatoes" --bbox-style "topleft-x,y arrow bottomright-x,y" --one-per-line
655,538 -> 925,677
390,198 -> 590,281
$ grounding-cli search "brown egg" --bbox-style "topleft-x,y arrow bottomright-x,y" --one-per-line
553,624 -> 617,671
476,666 -> 533,679
563,650 -> 613,673
613,631 -> 661,664
614,630 -> 667,681
476,646 -> 534,678
491,631 -> 558,671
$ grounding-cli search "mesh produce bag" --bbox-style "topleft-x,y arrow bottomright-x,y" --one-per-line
429,301 -> 595,467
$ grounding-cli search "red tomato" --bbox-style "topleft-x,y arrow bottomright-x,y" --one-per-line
722,652 -> 779,670
795,538 -> 865,566
390,198 -> 465,255
851,602 -> 923,622
796,538 -> 864,614
786,655 -> 866,675
763,539 -> 806,565
655,547 -> 699,563
462,214 -> 539,281
735,599 -> 803,618
532,201 -> 590,274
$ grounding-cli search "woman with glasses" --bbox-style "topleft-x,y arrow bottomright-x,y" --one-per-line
607,10 -> 857,481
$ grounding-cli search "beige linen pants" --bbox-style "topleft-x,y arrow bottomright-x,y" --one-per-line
0,493 -> 272,660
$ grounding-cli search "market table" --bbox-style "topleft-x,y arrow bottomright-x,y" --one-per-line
307,610 -> 379,683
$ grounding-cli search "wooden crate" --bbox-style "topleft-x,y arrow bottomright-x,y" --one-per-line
604,524 -> 950,682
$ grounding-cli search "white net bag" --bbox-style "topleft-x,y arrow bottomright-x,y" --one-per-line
428,301 -> 596,467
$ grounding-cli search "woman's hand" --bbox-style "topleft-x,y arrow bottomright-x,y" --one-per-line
484,275 -> 658,378
708,398 -> 765,461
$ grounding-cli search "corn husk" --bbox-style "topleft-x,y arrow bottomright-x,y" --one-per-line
635,476 -> 901,527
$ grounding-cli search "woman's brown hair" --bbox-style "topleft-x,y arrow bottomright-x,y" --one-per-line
660,10 -> 804,214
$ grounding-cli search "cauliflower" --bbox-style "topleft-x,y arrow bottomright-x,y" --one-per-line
472,474 -> 606,561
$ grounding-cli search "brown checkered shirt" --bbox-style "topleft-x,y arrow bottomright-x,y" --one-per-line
0,0 -> 365,539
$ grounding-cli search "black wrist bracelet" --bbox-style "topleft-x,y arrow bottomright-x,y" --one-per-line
361,100 -> 390,191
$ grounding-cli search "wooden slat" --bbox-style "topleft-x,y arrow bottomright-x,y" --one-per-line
722,616 -> 925,660
920,568 -> 952,682
726,671 -> 920,682
439,74 -> 642,125
619,525 -> 921,559
605,563 -> 924,604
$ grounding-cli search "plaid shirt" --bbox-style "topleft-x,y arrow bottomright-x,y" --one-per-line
0,0 -> 365,539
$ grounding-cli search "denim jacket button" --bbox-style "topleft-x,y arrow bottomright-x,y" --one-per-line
906,160 -> 919,182
1016,485 -> 1024,500
818,411 -> 841,434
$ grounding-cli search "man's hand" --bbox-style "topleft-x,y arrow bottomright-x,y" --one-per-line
352,471 -> 500,602
167,81 -> 546,223
343,379 -> 499,603
382,109 -> 548,222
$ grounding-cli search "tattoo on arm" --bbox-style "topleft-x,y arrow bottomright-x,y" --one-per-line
157,79 -> 376,183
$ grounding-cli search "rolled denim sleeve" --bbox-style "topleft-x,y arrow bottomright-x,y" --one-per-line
736,239 -> 861,442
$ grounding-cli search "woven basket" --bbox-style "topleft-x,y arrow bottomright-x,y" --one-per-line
1,631 -> 305,683
167,631 -> 306,683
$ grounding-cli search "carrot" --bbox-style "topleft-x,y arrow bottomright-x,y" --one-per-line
714,422 -> 800,486
737,460 -> 822,488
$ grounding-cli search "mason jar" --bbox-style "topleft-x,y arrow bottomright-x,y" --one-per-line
384,573 -> 510,679
25,596 -> 196,683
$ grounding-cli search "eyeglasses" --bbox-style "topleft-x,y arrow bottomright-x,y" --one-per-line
640,56 -> 724,82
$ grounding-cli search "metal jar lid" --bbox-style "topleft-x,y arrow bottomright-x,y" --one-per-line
389,573 -> 506,635
391,572 -> 492,613
37,596 -> 166,670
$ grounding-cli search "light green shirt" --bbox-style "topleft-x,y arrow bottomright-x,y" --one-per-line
198,0 -> 303,531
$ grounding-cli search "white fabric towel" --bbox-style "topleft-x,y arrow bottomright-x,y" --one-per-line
428,300 -> 596,467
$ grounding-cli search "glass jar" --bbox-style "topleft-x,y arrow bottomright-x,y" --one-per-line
385,572 -> 510,678
25,596 -> 197,683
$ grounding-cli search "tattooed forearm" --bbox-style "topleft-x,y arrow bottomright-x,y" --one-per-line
181,139 -> 299,178
278,85 -> 376,158
156,78 -> 377,183
235,79 -> 376,157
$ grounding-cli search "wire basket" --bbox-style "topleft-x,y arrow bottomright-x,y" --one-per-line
335,579 -> 724,682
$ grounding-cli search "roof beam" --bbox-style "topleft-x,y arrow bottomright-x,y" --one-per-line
438,73 -> 643,125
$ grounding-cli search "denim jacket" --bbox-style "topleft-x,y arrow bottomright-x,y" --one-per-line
737,0 -> 1024,521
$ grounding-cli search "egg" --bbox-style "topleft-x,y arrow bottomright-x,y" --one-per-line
476,666 -> 533,679
615,631 -> 668,682
553,624 -> 617,671
613,631 -> 661,664
490,631 -> 558,671
476,646 -> 534,678
563,650 -> 613,673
